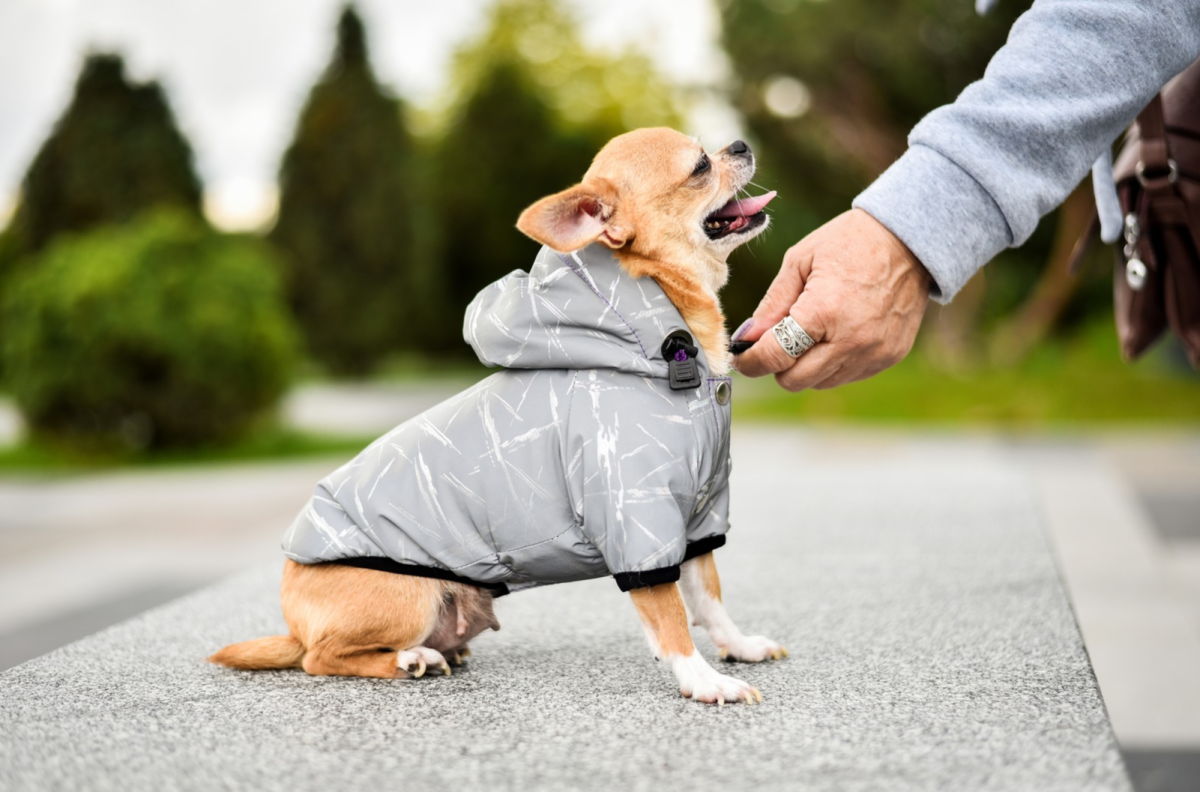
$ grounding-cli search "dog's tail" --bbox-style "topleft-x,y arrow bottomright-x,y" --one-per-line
208,636 -> 305,670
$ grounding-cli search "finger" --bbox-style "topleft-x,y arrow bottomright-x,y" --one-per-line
738,264 -> 839,378
733,317 -> 807,378
773,342 -> 844,393
733,299 -> 830,378
743,242 -> 814,343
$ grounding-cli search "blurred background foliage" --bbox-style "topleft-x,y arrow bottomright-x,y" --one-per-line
0,54 -> 201,275
271,8 -> 418,376
0,210 -> 296,452
0,51 -> 204,393
0,0 -> 1194,459
426,0 -> 680,135
426,0 -> 681,351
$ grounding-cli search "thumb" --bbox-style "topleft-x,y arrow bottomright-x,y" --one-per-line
731,243 -> 814,378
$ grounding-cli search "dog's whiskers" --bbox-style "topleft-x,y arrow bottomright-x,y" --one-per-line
729,185 -> 754,218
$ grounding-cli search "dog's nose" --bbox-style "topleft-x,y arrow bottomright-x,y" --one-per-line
729,139 -> 751,156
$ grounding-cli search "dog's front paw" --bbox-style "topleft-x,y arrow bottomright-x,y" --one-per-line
671,653 -> 761,705
719,634 -> 788,664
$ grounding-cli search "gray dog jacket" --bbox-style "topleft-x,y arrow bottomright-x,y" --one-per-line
282,243 -> 733,594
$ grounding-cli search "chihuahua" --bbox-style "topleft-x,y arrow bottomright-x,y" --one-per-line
210,128 -> 784,705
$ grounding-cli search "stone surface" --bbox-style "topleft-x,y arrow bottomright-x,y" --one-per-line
0,429 -> 1130,791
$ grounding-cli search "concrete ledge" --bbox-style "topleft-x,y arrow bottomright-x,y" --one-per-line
0,429 -> 1130,791
1035,456 -> 1200,747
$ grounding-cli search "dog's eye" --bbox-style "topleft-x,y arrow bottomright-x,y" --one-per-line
691,154 -> 710,177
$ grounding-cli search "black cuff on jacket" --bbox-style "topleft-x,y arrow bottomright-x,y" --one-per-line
683,534 -> 726,561
613,534 -> 729,592
613,564 -> 681,592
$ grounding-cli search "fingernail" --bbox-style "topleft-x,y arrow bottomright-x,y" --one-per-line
731,318 -> 754,342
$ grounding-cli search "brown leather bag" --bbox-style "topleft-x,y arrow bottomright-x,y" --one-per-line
1109,57 -> 1200,369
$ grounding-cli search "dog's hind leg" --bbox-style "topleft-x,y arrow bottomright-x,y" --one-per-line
282,560 -> 453,679
301,640 -> 431,679
298,642 -> 452,679
396,646 -> 454,676
679,552 -> 787,663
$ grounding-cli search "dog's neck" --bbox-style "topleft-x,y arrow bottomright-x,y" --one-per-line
614,250 -> 729,377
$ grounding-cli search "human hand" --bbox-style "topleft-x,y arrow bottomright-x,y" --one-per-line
731,209 -> 931,390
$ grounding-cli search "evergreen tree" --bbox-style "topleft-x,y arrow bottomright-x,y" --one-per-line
271,6 -> 417,376
435,0 -> 680,138
426,0 -> 683,350
2,53 -> 201,263
433,60 -> 601,337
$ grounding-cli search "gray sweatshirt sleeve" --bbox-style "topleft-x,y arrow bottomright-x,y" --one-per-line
852,0 -> 1200,303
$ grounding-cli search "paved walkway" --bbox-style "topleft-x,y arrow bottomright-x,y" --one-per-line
0,458 -> 334,667
1,428 -> 1130,790
1,387 -> 1198,789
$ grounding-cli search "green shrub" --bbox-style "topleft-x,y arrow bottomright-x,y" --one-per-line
0,211 -> 298,451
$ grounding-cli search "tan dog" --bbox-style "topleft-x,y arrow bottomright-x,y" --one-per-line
210,128 -> 784,705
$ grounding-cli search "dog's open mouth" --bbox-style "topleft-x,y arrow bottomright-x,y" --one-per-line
703,190 -> 777,240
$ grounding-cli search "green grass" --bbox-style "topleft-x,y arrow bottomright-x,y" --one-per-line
733,318 -> 1200,426
0,427 -> 372,475
1,318 -> 1196,474
0,353 -> 491,475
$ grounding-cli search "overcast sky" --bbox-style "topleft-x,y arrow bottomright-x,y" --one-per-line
0,0 -> 739,230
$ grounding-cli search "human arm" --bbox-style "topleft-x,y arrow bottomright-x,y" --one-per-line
734,0 -> 1200,389
855,0 -> 1200,302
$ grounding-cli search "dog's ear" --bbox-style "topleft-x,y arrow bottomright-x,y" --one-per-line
516,178 -> 629,252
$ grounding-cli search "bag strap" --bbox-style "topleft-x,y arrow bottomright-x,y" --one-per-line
1136,93 -> 1200,366
1135,95 -> 1189,225
1068,94 -> 1193,272
1070,96 -> 1173,274
1137,95 -> 1171,176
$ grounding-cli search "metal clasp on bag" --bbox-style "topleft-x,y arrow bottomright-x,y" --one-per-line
1135,159 -> 1178,187
1123,212 -> 1147,291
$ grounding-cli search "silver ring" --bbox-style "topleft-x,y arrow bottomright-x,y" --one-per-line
772,316 -> 815,358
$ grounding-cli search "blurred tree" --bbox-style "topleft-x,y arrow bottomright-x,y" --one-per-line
0,53 -> 202,386
1,210 -> 296,453
715,0 -> 1101,362
0,53 -> 201,266
424,0 -> 683,351
271,6 -> 417,376
433,61 -> 601,335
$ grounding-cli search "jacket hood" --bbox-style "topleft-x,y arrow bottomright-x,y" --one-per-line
464,243 -> 711,379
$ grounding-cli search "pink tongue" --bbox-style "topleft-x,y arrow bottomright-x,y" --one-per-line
711,190 -> 777,219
